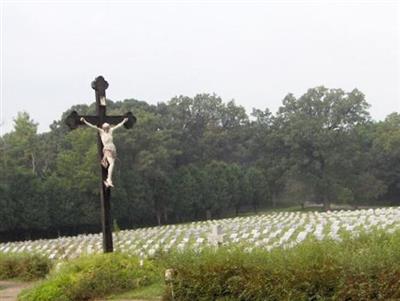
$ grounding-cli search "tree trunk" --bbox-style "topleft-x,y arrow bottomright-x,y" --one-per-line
319,158 -> 330,211
156,210 -> 161,226
253,202 -> 258,214
323,195 -> 331,211
206,209 -> 212,220
31,152 -> 36,175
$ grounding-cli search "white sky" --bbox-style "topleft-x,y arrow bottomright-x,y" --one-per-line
1,0 -> 399,134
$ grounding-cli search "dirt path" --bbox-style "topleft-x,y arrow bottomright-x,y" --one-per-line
0,280 -> 33,301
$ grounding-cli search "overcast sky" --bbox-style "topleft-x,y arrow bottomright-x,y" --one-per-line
1,0 -> 399,134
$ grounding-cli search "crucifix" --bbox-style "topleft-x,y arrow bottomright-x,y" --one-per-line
65,75 -> 136,253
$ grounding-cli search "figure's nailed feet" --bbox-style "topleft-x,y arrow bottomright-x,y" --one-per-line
104,180 -> 114,188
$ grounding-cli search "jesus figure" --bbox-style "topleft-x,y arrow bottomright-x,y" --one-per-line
80,117 -> 128,188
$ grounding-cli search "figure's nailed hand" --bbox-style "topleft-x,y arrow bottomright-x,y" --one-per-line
123,117 -> 128,123
80,117 -> 85,122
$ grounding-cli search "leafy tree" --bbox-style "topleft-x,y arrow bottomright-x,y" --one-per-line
276,87 -> 370,210
245,167 -> 269,212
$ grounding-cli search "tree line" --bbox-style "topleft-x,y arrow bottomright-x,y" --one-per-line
1,86 -> 399,241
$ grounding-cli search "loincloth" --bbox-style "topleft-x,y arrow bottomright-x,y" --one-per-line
103,144 -> 117,158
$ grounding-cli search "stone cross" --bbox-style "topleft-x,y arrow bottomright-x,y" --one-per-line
208,224 -> 224,247
65,76 -> 136,253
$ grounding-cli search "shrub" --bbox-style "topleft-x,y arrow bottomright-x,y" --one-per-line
0,253 -> 52,280
163,229 -> 400,300
19,252 -> 161,301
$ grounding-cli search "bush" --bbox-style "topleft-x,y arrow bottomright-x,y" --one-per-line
18,252 -> 161,301
163,229 -> 400,300
0,253 -> 52,280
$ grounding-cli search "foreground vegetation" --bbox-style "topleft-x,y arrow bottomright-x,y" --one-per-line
1,87 -> 400,240
0,253 -> 52,281
165,230 -> 400,300
18,253 -> 161,301
12,229 -> 400,301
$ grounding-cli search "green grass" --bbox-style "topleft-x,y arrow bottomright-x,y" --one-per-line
107,282 -> 164,300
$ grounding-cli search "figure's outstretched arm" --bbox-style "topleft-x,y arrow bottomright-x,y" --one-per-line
81,117 -> 101,131
111,118 -> 128,132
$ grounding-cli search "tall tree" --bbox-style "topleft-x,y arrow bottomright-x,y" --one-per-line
276,87 -> 370,210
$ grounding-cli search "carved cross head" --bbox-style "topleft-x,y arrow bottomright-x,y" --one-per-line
91,76 -> 109,106
91,76 -> 109,92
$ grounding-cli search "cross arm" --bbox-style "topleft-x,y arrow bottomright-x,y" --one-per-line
65,111 -> 99,130
104,112 -> 136,129
65,111 -> 136,130
81,117 -> 101,130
